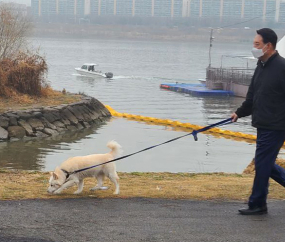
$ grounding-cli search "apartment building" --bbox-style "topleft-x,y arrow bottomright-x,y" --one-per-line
31,0 -> 285,23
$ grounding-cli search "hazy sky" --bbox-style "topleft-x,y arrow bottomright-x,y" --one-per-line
1,0 -> 31,6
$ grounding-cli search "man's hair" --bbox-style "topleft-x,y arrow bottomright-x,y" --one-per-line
256,28 -> 278,49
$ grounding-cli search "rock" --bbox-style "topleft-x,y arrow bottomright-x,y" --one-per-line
89,98 -> 105,110
61,108 -> 78,125
18,120 -> 35,136
43,112 -> 57,123
51,111 -> 61,121
28,118 -> 45,131
54,104 -> 68,110
35,131 -> 49,138
4,112 -> 19,118
9,117 -> 18,126
82,111 -> 92,122
61,117 -> 71,126
66,125 -> 77,131
40,117 -> 57,130
7,126 -> 26,139
32,112 -> 43,118
87,101 -> 98,112
0,127 -> 8,140
101,109 -> 111,117
76,123 -> 84,130
43,128 -> 58,136
89,110 -> 101,120
80,106 -> 93,122
42,107 -> 57,112
56,127 -> 66,133
67,106 -> 84,122
0,116 -> 9,128
16,112 -> 33,120
82,122 -> 90,128
53,121 -> 65,129
82,106 -> 99,120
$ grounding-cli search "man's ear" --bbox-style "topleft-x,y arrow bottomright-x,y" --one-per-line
268,42 -> 274,51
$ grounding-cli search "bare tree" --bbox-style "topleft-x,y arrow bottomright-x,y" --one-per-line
0,3 -> 32,60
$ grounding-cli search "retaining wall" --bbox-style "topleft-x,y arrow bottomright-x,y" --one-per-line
0,96 -> 111,141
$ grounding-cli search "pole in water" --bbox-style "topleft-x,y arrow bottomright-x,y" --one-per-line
209,28 -> 214,68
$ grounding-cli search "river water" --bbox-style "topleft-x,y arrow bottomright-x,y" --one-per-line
0,37 -> 270,173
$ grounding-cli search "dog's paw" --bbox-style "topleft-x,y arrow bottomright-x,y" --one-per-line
113,191 -> 120,195
53,190 -> 62,194
74,190 -> 83,194
90,186 -> 108,191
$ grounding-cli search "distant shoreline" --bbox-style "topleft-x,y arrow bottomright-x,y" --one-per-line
32,23 -> 260,42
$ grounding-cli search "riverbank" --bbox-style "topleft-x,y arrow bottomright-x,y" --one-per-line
32,24 -> 255,42
1,169 -> 285,201
0,90 -> 111,141
31,24 -> 285,43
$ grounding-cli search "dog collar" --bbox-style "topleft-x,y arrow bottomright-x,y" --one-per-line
61,169 -> 70,179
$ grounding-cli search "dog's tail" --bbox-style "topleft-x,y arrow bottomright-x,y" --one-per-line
107,140 -> 123,158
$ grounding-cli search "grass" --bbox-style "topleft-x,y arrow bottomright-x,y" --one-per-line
1,170 -> 285,201
0,88 -> 82,113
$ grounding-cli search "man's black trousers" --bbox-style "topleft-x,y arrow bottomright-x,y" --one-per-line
249,128 -> 285,208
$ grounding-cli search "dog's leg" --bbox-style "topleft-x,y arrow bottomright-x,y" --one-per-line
74,180 -> 84,194
54,180 -> 77,194
109,175 -> 120,195
90,174 -> 108,191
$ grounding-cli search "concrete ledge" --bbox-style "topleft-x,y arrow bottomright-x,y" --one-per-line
0,96 -> 111,141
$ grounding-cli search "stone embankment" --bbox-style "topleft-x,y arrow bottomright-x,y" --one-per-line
0,96 -> 111,141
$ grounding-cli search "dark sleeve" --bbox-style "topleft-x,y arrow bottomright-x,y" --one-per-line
235,74 -> 254,118
282,67 -> 285,93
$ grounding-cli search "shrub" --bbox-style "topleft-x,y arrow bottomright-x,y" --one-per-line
0,52 -> 48,97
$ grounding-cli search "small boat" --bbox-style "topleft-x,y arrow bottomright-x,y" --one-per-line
75,63 -> 113,78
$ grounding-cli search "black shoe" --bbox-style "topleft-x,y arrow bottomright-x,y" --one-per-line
238,205 -> 268,215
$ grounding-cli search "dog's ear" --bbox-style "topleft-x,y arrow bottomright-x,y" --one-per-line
52,172 -> 58,180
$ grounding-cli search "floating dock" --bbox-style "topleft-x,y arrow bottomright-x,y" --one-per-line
160,83 -> 234,96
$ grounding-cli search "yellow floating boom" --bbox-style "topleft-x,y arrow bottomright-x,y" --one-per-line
104,105 -> 257,143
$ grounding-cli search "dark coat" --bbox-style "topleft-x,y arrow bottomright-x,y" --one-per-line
235,52 -> 285,130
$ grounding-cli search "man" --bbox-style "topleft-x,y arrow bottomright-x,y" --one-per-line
231,28 -> 285,215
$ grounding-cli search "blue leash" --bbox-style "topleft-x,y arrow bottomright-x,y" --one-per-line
64,118 -> 233,176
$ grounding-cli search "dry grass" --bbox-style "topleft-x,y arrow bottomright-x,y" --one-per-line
243,158 -> 285,174
1,170 -> 285,201
0,89 -> 82,113
0,51 -> 83,112
0,52 -> 48,97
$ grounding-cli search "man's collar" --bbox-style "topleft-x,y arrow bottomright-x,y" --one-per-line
257,51 -> 279,67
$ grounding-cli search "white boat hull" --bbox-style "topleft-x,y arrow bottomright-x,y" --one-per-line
75,68 -> 107,78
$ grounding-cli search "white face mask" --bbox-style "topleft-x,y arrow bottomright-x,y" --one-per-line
251,44 -> 268,59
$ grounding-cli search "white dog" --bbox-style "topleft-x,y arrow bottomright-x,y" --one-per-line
47,141 -> 122,195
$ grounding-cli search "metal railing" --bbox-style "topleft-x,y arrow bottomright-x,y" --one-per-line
206,67 -> 254,86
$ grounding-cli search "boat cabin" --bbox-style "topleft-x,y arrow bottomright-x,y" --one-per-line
81,63 -> 98,72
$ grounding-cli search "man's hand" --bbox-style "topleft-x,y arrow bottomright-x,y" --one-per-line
231,113 -> 239,122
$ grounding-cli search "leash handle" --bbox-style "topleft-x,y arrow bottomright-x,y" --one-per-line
192,118 -> 232,141
192,130 -> 198,141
